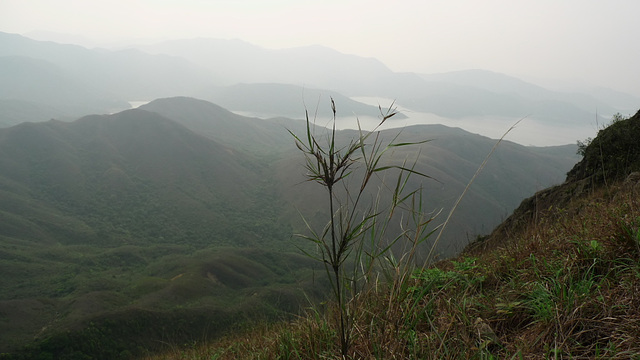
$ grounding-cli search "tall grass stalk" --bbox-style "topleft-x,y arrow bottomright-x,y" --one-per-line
289,98 -> 433,356
424,116 -> 525,265
290,99 -> 524,357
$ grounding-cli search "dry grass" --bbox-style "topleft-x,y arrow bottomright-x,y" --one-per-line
469,180 -> 640,359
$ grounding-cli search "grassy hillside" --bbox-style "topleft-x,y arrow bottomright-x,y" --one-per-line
162,172 -> 640,359
143,112 -> 640,359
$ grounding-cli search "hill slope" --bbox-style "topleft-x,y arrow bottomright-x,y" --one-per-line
474,109 -> 640,252
139,96 -> 303,155
0,109 -> 316,357
0,109 -> 263,247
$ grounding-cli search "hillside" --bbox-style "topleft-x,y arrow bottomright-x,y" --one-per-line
0,98 -> 583,358
472,109 -> 640,253
0,109 -> 320,357
0,109 -> 265,246
139,96 -> 304,155
145,112 -> 640,359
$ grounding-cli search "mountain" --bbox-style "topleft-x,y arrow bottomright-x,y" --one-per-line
0,55 -> 125,117
138,38 -> 472,102
0,99 -> 68,127
138,38 -> 404,95
0,108 -> 266,246
199,83 -> 407,120
0,33 -> 411,128
139,96 -> 304,154
0,108 -> 319,356
421,69 -> 617,111
409,69 -> 613,123
421,69 -> 554,98
0,33 -> 215,110
1,32 -> 635,148
138,38 -> 633,137
583,86 -> 640,115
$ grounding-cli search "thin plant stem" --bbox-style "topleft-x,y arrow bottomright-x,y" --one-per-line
425,116 -> 526,265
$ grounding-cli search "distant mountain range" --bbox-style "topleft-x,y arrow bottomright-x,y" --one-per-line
1,31 -> 637,145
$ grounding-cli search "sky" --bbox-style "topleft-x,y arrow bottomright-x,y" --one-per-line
1,0 -> 640,97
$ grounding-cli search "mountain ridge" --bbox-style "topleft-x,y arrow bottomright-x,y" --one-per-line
1,32 -> 636,147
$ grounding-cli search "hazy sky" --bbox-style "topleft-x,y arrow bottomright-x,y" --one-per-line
2,0 -> 639,96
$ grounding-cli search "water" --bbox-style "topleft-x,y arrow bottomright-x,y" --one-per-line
348,97 -> 595,147
128,100 -> 151,109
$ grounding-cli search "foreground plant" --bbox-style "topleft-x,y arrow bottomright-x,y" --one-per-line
288,98 -> 434,356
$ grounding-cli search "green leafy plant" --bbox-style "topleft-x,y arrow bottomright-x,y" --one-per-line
288,99 -> 524,357
288,98 -> 433,356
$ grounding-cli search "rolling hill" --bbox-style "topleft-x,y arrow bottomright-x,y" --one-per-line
0,108 -> 316,356
0,108 -> 281,248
